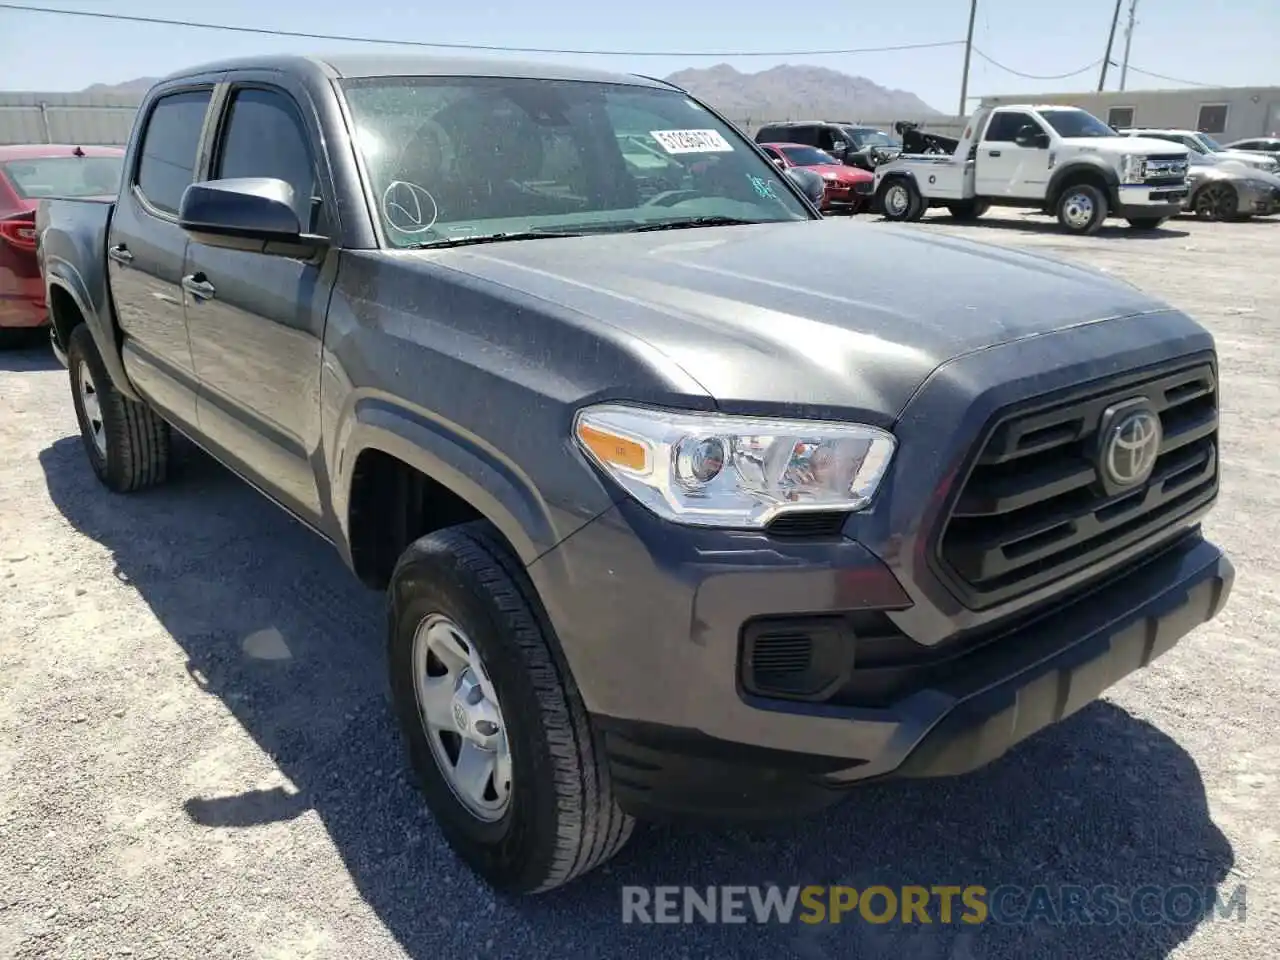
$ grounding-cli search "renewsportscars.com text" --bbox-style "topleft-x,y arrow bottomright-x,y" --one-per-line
621,884 -> 1247,926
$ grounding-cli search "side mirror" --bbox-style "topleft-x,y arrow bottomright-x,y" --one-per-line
178,177 -> 321,256
1014,125 -> 1049,149
784,167 -> 826,208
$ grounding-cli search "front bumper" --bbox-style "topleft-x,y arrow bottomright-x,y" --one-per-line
546,505 -> 1229,819
1115,183 -> 1186,220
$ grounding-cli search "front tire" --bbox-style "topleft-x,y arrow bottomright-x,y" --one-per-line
66,324 -> 170,493
387,521 -> 634,894
1056,183 -> 1108,234
878,178 -> 923,222
1126,216 -> 1167,230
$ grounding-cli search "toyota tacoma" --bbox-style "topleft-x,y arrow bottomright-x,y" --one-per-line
36,55 -> 1232,894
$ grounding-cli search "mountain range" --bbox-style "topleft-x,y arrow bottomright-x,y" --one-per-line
82,64 -> 940,123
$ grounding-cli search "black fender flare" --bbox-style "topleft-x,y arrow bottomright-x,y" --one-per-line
43,261 -> 141,401
1046,158 -> 1121,210
331,396 -> 573,568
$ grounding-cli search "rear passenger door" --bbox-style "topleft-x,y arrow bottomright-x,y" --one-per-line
107,85 -> 216,430
183,76 -> 338,524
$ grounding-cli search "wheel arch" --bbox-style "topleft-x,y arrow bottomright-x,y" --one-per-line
335,398 -> 577,590
1046,159 -> 1120,209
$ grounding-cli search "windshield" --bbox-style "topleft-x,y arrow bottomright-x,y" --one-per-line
845,128 -> 900,149
779,145 -> 836,166
1037,109 -> 1118,139
0,155 -> 123,199
340,77 -> 812,247
1194,133 -> 1225,153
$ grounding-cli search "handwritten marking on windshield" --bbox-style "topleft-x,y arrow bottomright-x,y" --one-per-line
381,180 -> 439,234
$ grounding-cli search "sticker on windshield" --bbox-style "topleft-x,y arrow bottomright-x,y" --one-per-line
650,129 -> 734,154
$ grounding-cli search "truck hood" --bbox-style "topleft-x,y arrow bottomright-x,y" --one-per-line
1063,136 -> 1187,158
414,218 -> 1166,421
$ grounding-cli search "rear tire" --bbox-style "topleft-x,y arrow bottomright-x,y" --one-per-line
387,521 -> 634,894
1056,183 -> 1108,234
879,178 -> 922,222
946,199 -> 989,221
66,324 -> 170,493
1126,217 -> 1167,230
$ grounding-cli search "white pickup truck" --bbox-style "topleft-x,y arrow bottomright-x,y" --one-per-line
873,104 -> 1191,234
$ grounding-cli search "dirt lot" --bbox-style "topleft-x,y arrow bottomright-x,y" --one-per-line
1,211 -> 1277,960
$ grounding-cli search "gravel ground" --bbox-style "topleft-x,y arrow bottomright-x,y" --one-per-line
1,210 -> 1277,960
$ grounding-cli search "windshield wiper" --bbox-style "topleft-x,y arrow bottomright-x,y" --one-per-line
630,216 -> 764,233
406,229 -> 583,249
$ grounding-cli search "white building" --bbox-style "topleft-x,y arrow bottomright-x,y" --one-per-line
980,87 -> 1280,143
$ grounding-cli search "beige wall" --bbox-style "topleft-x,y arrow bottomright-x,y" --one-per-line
980,87 -> 1280,142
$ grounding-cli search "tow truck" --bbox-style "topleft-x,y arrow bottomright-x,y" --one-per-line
873,103 -> 1190,233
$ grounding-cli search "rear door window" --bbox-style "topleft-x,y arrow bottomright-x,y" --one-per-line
135,89 -> 213,216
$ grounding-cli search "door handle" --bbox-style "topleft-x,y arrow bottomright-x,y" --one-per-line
108,244 -> 133,265
182,273 -> 215,301
987,150 -> 1002,157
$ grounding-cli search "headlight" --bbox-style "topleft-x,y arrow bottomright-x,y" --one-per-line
821,172 -> 839,182
573,404 -> 896,528
1119,154 -> 1144,183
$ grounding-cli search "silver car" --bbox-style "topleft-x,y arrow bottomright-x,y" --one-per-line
1184,152 -> 1280,220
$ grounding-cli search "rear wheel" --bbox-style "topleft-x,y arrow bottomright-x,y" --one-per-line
387,521 -> 634,894
66,324 -> 170,493
946,199 -> 989,221
1056,183 -> 1108,234
879,178 -> 922,222
1126,217 -> 1167,230
1193,183 -> 1238,221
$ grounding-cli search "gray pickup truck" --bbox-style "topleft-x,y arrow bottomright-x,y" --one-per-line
37,54 -> 1233,894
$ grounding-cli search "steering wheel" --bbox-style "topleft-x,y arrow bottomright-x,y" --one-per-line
642,189 -> 702,208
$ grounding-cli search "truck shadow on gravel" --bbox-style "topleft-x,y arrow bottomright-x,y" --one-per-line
39,435 -> 1235,960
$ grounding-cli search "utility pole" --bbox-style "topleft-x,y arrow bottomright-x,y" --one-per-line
1098,0 -> 1124,90
1119,0 -> 1140,91
958,0 -> 978,115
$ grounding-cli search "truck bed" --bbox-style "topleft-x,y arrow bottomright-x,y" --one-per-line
36,197 -> 116,366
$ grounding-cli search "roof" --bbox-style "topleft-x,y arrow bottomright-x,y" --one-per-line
160,53 -> 671,89
758,141 -> 814,149
0,144 -> 125,160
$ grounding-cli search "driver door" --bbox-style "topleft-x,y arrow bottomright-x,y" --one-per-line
976,110 -> 1050,198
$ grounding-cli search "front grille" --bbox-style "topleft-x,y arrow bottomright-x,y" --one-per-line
934,360 -> 1219,610
1143,156 -> 1188,184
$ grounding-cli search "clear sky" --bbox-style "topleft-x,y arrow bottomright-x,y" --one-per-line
0,0 -> 1276,112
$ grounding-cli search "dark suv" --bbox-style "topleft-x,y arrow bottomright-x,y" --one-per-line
755,120 -> 902,170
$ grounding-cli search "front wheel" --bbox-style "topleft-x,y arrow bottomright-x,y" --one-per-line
1193,183 -> 1238,221
878,178 -> 922,222
1056,183 -> 1108,234
387,521 -> 634,894
1126,217 -> 1167,230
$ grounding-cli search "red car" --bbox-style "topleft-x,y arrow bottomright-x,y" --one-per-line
758,142 -> 875,212
1,144 -> 124,345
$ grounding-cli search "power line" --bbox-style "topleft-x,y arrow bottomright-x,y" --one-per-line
0,3 -> 965,58
970,47 -> 1103,81
1123,64 -> 1218,88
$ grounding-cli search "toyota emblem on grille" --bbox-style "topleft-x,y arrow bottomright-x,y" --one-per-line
1103,407 -> 1162,487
